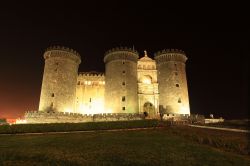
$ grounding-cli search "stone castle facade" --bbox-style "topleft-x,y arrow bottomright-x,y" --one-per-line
27,46 -> 190,123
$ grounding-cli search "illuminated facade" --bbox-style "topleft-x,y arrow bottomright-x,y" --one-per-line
137,51 -> 159,118
104,48 -> 139,114
38,46 -> 81,113
76,72 -> 105,114
155,49 -> 190,115
38,46 -> 190,118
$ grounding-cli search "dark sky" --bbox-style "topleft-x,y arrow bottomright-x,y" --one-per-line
0,1 -> 248,119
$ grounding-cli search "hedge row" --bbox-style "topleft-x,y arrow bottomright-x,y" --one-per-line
0,120 -> 160,134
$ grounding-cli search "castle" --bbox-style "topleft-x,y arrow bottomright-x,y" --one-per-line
25,46 -> 190,123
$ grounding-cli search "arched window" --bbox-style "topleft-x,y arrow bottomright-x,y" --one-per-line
141,75 -> 152,84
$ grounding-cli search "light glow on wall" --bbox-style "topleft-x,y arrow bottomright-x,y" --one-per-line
64,108 -> 73,113
16,119 -> 27,124
180,106 -> 189,115
105,108 -> 112,113
77,99 -> 105,114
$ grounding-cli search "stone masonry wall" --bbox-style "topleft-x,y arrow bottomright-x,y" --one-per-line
39,46 -> 81,113
76,72 -> 105,114
25,111 -> 144,124
155,49 -> 190,115
104,47 -> 139,113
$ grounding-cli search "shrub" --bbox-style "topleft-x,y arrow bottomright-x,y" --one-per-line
0,120 -> 159,134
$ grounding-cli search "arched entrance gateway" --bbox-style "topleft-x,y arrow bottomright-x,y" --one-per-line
143,102 -> 155,118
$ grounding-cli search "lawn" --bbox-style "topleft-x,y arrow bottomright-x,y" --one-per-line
0,128 -> 249,166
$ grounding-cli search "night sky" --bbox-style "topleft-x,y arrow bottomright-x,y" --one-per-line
0,1 -> 248,119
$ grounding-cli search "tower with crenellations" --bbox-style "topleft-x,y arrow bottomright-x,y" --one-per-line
154,49 -> 190,115
38,46 -> 81,113
104,47 -> 139,113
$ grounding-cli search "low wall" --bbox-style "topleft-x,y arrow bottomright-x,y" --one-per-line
24,111 -> 144,123
204,118 -> 224,124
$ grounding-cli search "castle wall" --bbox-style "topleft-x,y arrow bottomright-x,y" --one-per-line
104,48 -> 139,113
75,72 -> 105,114
154,49 -> 190,115
39,46 -> 81,113
34,46 -> 191,123
25,111 -> 143,123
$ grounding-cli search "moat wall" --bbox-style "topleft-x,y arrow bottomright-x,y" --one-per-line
25,111 -> 144,123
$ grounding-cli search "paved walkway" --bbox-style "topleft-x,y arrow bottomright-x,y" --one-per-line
0,127 -> 163,136
188,124 -> 250,133
1,125 -> 249,136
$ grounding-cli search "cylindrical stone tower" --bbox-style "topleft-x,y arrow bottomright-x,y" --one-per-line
154,49 -> 190,115
39,46 -> 81,113
104,47 -> 139,113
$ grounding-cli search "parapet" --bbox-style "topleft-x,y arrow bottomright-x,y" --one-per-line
46,46 -> 80,57
24,111 -> 144,123
154,49 -> 187,63
154,49 -> 185,56
104,47 -> 139,55
44,46 -> 81,64
78,71 -> 105,77
104,46 -> 139,63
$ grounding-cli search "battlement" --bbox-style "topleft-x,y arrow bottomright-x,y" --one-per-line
44,46 -> 81,64
104,47 -> 139,63
154,49 -> 185,56
46,46 -> 81,57
78,71 -> 105,77
104,46 -> 139,56
154,49 -> 187,63
24,111 -> 144,123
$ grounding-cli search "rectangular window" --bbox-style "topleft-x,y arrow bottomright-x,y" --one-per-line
122,107 -> 125,110
122,96 -> 125,102
122,70 -> 125,74
122,82 -> 125,85
178,98 -> 181,103
89,98 -> 91,102
176,84 -> 179,87
174,64 -> 177,70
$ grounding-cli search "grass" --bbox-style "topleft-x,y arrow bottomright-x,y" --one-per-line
0,128 -> 249,166
164,126 -> 250,155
